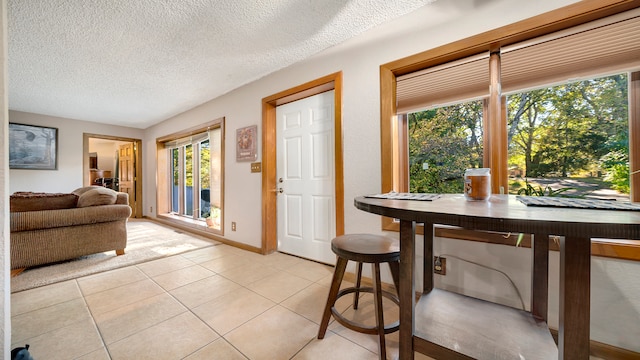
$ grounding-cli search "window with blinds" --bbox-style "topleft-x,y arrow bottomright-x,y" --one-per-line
393,7 -> 640,200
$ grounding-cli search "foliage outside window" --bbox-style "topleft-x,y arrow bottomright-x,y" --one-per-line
184,144 -> 194,216
507,74 -> 629,199
171,148 -> 179,213
409,100 -> 483,193
408,74 -> 629,201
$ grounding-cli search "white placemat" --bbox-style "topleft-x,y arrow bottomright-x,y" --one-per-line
516,196 -> 640,211
365,192 -> 442,201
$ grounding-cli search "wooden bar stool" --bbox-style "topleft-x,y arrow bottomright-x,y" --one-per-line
317,234 -> 400,360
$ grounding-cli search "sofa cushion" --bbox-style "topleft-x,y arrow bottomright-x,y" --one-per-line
77,187 -> 117,207
10,192 -> 79,212
72,186 -> 95,196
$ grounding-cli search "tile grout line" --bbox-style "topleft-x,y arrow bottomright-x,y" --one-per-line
75,278 -> 113,359
159,253 -> 331,359
10,280 -> 103,356
288,337 -> 316,360
148,255 -> 258,359
15,246 -> 384,359
78,261 -> 182,359
81,257 -> 218,359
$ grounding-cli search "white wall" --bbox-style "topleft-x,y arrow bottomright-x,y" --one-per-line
430,237 -> 640,351
88,140 -> 129,175
8,111 -> 144,194
91,143 -> 116,173
143,0 -> 640,351
144,0 -> 587,247
1,0 -> 9,357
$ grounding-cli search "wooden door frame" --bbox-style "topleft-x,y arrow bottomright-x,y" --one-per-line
261,72 -> 344,254
83,133 -> 143,218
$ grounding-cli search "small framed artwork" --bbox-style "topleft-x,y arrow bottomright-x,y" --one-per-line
236,125 -> 258,162
9,123 -> 58,170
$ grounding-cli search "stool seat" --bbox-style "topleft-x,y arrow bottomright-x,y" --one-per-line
331,234 -> 400,263
318,234 -> 400,360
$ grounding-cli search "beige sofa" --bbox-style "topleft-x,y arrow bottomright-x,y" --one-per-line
10,186 -> 132,273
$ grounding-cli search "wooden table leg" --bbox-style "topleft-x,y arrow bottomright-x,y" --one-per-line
399,219 -> 416,360
423,221 -> 434,294
559,236 -> 591,359
532,233 -> 549,322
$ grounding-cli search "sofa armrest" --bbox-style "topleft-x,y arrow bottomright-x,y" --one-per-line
10,204 -> 132,232
116,192 -> 128,205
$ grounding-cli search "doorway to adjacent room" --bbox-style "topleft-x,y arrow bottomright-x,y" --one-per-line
83,133 -> 143,218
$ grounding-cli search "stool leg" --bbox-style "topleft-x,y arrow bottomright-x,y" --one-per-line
318,256 -> 348,339
372,263 -> 387,360
353,262 -> 363,309
388,260 -> 400,297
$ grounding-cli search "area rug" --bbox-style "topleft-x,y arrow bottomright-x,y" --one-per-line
11,219 -> 218,293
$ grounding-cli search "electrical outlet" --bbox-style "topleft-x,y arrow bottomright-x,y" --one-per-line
434,256 -> 446,275
231,222 -> 236,231
150,206 -> 153,213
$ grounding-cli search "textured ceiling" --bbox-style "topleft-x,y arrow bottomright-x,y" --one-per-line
8,0 -> 435,129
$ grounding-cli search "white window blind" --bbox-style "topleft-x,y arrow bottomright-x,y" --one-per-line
396,53 -> 489,114
208,127 -> 222,207
501,8 -> 640,93
396,8 -> 640,112
163,131 -> 209,148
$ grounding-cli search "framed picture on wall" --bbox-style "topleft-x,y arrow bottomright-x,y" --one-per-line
8,123 -> 58,170
236,125 -> 258,162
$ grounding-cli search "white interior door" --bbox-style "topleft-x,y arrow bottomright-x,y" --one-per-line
276,91 -> 336,264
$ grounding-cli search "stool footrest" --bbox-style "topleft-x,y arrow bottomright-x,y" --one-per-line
330,286 -> 400,335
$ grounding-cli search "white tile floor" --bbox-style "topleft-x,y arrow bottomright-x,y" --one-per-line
11,242 -> 421,360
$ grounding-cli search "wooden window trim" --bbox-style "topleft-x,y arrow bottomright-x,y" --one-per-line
379,0 -> 640,261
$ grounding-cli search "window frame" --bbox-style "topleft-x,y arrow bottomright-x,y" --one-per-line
379,0 -> 640,260
166,138 -> 210,220
156,118 -> 225,236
